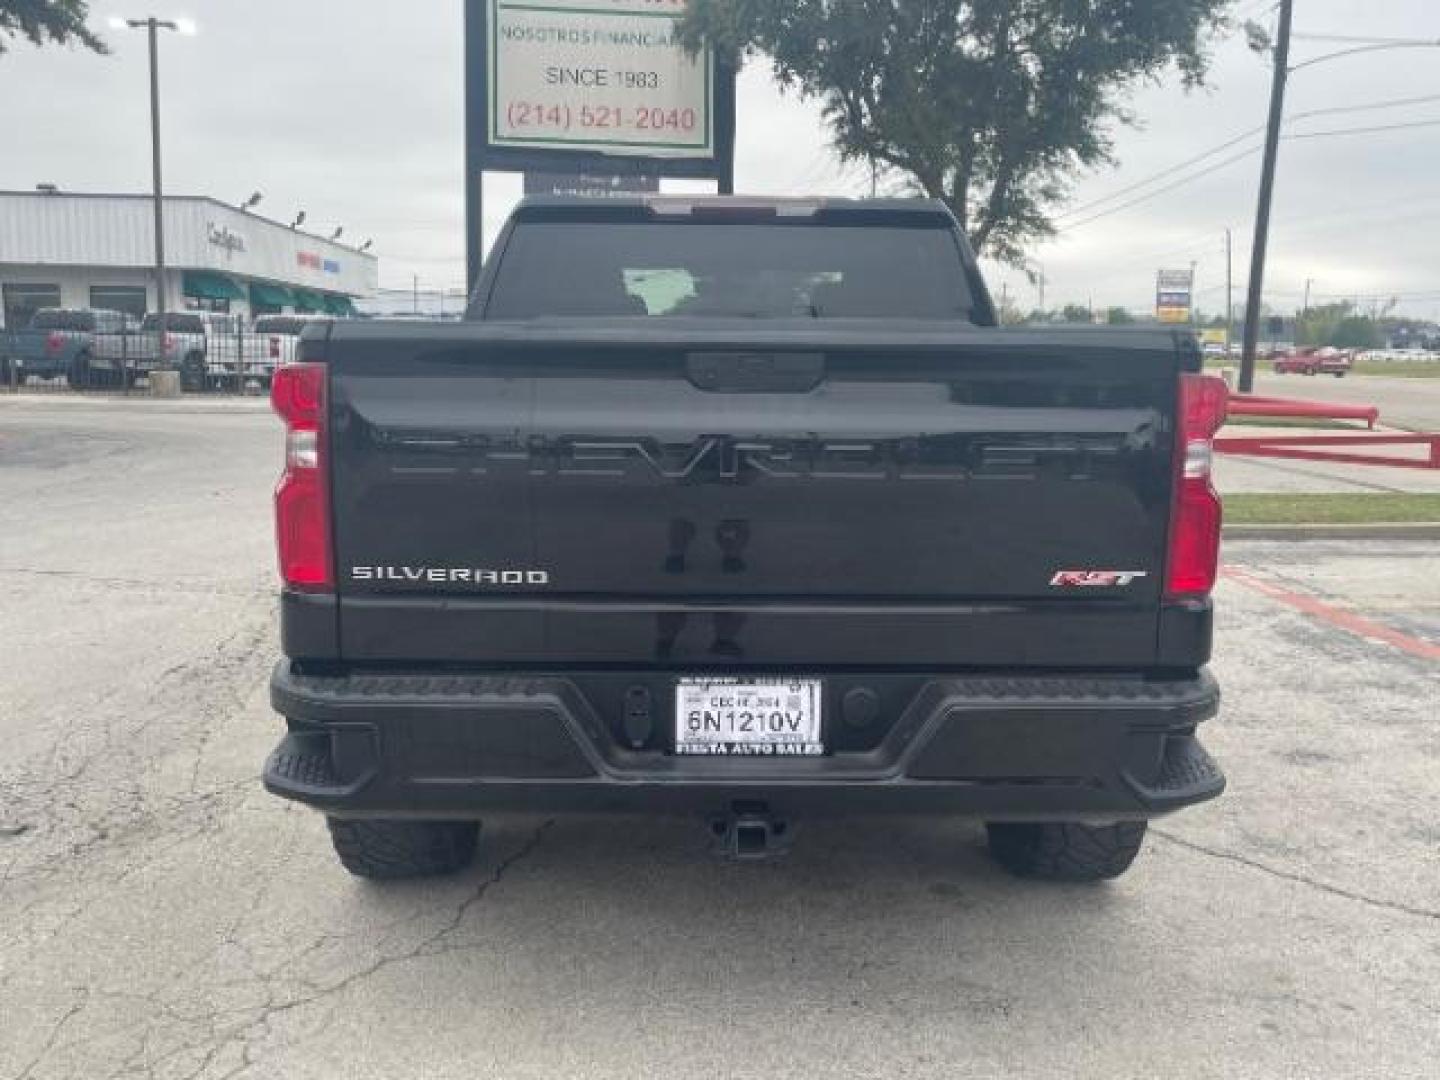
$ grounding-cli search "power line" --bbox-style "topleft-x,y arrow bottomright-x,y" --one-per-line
1054,129 -> 1261,221
1063,116 -> 1440,231
1287,117 -> 1440,141
1062,148 -> 1258,229
1293,32 -> 1440,45
1057,93 -> 1440,222
1289,91 -> 1440,124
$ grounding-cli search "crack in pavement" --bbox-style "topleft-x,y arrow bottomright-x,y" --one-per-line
15,987 -> 90,1080
1153,829 -> 1440,921
139,819 -> 558,1080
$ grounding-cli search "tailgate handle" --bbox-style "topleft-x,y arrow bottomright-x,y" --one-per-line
686,352 -> 824,393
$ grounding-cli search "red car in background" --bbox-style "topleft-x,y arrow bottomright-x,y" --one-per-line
1272,346 -> 1352,377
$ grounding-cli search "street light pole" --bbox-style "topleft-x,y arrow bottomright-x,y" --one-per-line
1239,0 -> 1294,393
115,16 -> 191,368
144,17 -> 169,359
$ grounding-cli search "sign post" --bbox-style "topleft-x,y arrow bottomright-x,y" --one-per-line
464,0 -> 735,292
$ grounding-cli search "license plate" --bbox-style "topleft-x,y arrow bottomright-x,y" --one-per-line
674,678 -> 823,757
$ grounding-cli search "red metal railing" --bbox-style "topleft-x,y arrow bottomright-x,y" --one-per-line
1216,391 -> 1439,469
1216,432 -> 1440,470
1226,393 -> 1379,429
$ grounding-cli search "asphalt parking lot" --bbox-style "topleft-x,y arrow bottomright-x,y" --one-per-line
2,395 -> 1437,1080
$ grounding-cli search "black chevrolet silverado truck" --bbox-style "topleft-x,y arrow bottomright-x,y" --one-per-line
264,197 -> 1227,882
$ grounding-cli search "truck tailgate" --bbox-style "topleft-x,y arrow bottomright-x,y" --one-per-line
323,321 -> 1185,668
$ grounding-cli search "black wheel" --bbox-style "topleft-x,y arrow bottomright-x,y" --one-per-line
66,351 -> 92,390
180,353 -> 207,393
986,821 -> 1147,882
326,818 -> 480,880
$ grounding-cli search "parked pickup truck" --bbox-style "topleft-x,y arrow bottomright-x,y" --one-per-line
143,312 -> 285,391
264,197 -> 1227,883
3,308 -> 144,386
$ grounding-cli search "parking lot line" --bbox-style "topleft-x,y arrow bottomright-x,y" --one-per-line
1222,565 -> 1440,662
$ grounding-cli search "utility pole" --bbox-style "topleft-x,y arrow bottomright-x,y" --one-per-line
113,17 -> 191,369
1224,228 -> 1234,356
145,18 -> 167,358
413,274 -> 420,316
1239,0 -> 1295,393
1300,277 -> 1313,343
1037,264 -> 1046,315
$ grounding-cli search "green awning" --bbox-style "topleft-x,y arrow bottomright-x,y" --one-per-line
291,289 -> 326,313
322,294 -> 357,317
182,271 -> 245,301
249,282 -> 294,308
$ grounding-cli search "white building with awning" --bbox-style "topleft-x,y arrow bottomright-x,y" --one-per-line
0,189 -> 378,329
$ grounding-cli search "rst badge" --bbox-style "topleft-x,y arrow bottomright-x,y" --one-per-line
1050,570 -> 1149,588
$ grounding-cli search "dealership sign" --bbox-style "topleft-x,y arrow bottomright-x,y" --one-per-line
1156,267 -> 1194,325
297,251 -> 341,275
523,171 -> 659,198
206,222 -> 246,255
464,0 -> 734,286
486,0 -> 712,158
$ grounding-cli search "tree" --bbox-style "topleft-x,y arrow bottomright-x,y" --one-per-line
1295,301 -> 1350,347
0,1 -> 105,56
995,293 -> 1026,325
1106,306 -> 1135,325
1060,303 -> 1092,324
681,1 -> 1229,265
1331,316 -> 1379,350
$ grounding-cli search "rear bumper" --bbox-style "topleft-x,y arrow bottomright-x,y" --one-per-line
265,664 -> 1224,822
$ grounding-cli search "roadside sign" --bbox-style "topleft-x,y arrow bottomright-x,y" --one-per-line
1156,268 -> 1194,325
489,0 -> 713,158
523,172 -> 660,198
464,0 -> 735,288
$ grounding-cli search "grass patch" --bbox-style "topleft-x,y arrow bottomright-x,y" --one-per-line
1223,415 -> 1363,430
1226,492 -> 1440,525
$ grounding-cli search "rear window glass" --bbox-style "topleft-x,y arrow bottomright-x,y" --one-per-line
486,220 -> 974,320
31,310 -> 95,331
141,314 -> 205,333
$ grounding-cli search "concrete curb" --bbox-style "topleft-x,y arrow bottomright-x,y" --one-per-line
1225,522 -> 1440,541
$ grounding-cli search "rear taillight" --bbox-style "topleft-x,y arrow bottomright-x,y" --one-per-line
268,336 -> 280,359
46,331 -> 63,353
271,363 -> 332,590
1165,373 -> 1228,599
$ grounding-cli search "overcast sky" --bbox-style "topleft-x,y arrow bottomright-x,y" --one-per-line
1,0 -> 1437,317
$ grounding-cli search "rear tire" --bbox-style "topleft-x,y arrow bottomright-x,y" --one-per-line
67,351 -> 92,390
180,352 -> 207,393
326,818 -> 480,880
986,821 -> 1147,882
